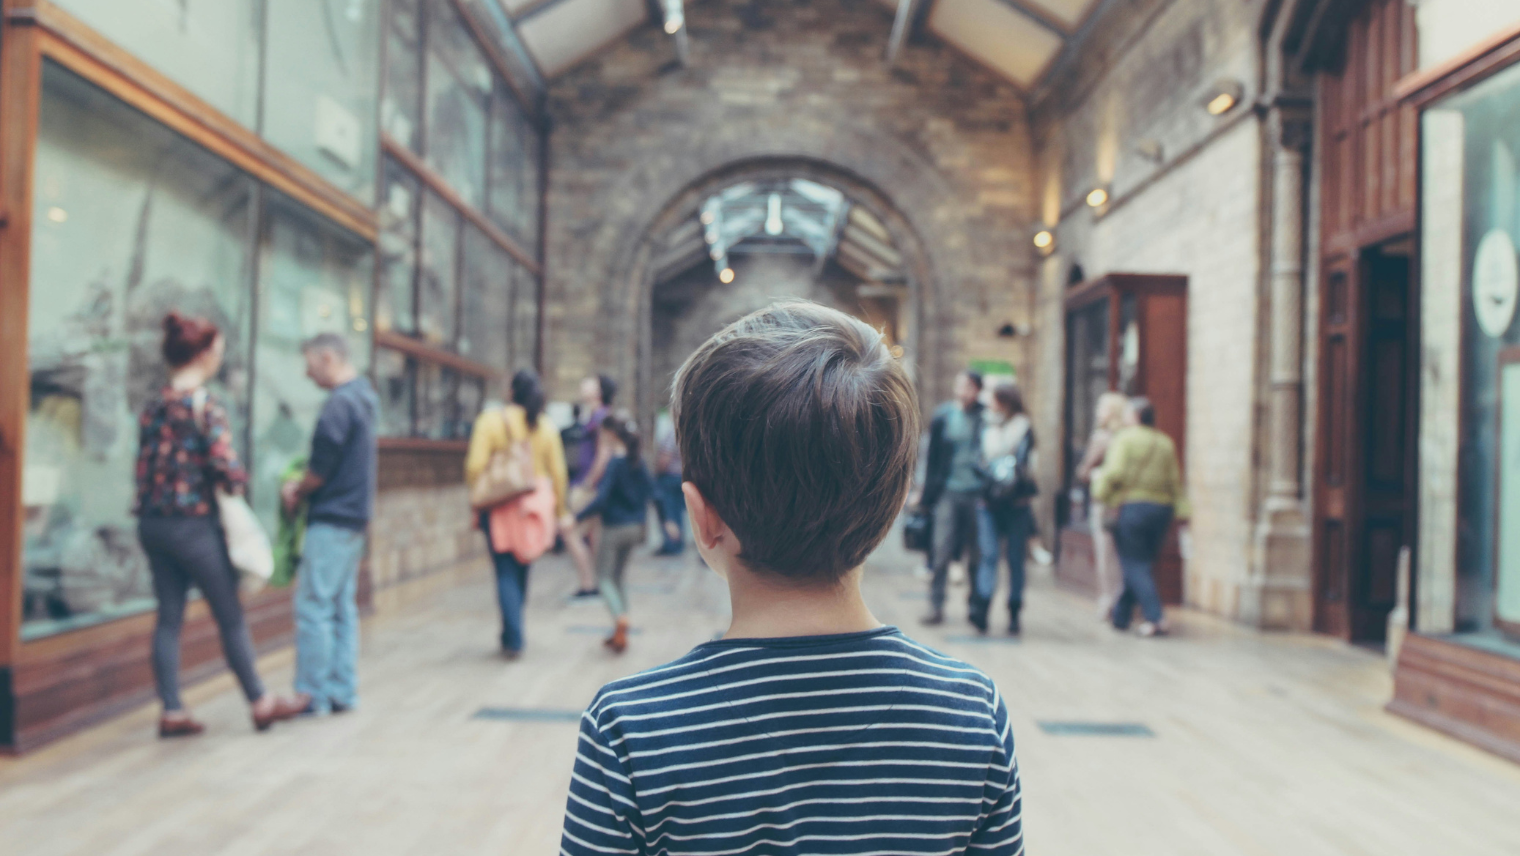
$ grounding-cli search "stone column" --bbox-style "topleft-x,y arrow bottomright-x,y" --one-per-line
1244,103 -> 1314,630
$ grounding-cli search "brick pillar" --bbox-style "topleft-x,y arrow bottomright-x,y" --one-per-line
1244,103 -> 1314,630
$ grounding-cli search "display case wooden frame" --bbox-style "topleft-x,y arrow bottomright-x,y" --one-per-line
1055,273 -> 1188,606
0,0 -> 549,752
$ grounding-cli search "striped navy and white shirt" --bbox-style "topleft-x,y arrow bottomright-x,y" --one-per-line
561,627 -> 1023,856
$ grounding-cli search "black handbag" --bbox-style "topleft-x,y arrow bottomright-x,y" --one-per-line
903,507 -> 933,553
984,430 -> 1038,504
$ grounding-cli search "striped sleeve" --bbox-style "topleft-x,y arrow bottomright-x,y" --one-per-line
561,710 -> 643,856
969,691 -> 1023,855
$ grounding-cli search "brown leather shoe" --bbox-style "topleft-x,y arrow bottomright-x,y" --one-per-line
605,618 -> 630,654
158,715 -> 205,739
252,694 -> 310,732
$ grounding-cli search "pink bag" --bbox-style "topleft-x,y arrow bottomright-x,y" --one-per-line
489,476 -> 557,563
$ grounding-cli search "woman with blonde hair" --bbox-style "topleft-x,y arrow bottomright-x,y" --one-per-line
1076,391 -> 1129,619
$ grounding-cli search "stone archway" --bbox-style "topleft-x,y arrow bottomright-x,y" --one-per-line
617,156 -> 942,428
544,111 -> 1019,425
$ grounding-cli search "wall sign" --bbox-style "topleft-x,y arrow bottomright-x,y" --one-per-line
1474,228 -> 1519,338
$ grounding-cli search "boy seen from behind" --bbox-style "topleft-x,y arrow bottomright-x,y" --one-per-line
559,302 -> 1024,856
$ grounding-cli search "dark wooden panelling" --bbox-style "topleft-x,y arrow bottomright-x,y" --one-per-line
378,447 -> 467,491
1389,634 -> 1520,765
1319,0 -> 1418,252
9,590 -> 293,752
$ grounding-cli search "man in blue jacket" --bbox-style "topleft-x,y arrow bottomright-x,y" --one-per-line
281,333 -> 378,715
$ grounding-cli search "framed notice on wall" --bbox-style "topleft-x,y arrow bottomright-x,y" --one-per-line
1497,350 -> 1520,632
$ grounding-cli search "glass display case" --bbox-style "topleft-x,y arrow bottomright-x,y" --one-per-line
1057,273 -> 1188,604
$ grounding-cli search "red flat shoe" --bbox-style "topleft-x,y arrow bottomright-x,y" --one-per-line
252,694 -> 310,732
159,716 -> 205,739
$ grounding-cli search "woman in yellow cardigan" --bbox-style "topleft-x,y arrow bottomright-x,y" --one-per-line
465,369 -> 569,658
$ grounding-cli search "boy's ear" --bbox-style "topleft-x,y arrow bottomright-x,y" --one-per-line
682,481 -> 725,551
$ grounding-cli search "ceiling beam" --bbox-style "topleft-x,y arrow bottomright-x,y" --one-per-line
512,0 -> 579,25
885,0 -> 919,65
480,0 -> 547,95
990,0 -> 1072,38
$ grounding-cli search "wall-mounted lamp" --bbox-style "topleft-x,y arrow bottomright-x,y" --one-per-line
1033,230 -> 1055,254
1086,187 -> 1109,209
718,267 -> 735,284
1203,80 -> 1244,116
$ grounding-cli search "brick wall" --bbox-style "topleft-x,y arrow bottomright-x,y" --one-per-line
1030,0 -> 1271,619
543,0 -> 1037,416
370,449 -> 486,603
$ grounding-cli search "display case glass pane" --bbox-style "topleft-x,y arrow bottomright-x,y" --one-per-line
1063,296 -> 1109,525
1118,292 -> 1140,395
456,376 -> 486,439
250,192 -> 374,533
23,62 -> 255,638
54,0 -> 261,128
415,362 -> 458,439
262,0 -> 382,204
376,348 -> 416,438
487,84 -> 538,248
423,0 -> 490,210
1436,61 -> 1520,635
377,157 -> 420,335
418,191 -> 460,348
382,0 -> 424,151
513,266 -> 540,372
460,225 -> 513,372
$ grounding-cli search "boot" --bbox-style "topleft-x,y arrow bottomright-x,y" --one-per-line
967,601 -> 989,635
1008,602 -> 1023,636
920,608 -> 945,626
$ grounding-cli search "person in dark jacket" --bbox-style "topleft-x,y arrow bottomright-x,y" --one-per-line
576,411 -> 654,653
919,370 -> 985,625
280,332 -> 379,715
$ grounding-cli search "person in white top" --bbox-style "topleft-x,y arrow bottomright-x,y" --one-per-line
971,382 -> 1038,635
1075,392 -> 1129,620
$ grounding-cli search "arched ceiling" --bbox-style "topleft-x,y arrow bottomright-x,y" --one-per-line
487,0 -> 1105,89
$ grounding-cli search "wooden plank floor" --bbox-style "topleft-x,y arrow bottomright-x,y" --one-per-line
4,538 -> 1520,855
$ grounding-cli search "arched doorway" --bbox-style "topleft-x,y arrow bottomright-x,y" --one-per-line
613,158 -> 941,430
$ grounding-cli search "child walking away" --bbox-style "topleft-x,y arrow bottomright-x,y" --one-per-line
559,301 -> 1024,856
575,411 -> 653,653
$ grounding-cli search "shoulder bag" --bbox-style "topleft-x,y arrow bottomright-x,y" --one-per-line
192,389 -> 274,590
470,408 -> 537,511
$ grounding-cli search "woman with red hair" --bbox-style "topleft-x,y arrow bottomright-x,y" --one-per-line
133,312 -> 300,736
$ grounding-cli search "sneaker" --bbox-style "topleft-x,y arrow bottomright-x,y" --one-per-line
571,588 -> 601,599
1136,621 -> 1167,638
920,610 -> 945,627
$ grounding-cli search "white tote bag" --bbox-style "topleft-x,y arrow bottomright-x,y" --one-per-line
192,390 -> 275,591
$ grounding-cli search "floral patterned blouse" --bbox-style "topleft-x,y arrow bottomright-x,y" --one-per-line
133,387 -> 248,517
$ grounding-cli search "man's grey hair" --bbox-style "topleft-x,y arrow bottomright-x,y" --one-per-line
301,332 -> 350,361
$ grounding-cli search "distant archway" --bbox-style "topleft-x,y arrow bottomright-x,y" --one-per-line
613,157 -> 943,429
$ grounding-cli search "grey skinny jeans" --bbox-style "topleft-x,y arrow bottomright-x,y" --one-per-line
597,523 -> 645,620
138,515 -> 265,710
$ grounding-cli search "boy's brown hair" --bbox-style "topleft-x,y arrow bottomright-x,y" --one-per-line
671,301 -> 920,581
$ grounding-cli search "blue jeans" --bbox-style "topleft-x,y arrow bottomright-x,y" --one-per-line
294,522 -> 366,712
973,501 -> 1035,618
654,473 -> 685,550
481,512 -> 531,652
1111,502 -> 1173,628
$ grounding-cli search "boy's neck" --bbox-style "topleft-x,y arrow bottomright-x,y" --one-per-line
723,565 -> 883,640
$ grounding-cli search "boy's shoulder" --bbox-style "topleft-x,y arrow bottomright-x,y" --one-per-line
583,628 -> 1001,725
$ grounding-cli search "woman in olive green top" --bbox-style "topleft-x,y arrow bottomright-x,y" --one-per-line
1092,397 -> 1189,636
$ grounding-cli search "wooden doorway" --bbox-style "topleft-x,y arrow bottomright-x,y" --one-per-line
1310,0 -> 1419,644
1313,244 -> 1415,642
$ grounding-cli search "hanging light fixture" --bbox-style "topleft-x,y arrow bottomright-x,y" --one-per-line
765,193 -> 784,236
1086,187 -> 1109,209
1033,230 -> 1054,251
719,267 -> 735,284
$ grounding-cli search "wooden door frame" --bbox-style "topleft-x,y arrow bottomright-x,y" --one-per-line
1312,252 -> 1363,638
